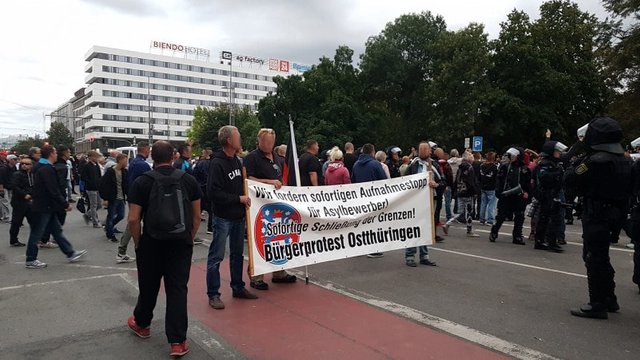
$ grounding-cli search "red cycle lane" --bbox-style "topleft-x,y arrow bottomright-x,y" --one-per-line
187,261 -> 507,360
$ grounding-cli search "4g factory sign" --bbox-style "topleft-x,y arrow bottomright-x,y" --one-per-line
246,173 -> 434,276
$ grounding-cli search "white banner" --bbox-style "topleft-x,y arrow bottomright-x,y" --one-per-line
246,173 -> 434,276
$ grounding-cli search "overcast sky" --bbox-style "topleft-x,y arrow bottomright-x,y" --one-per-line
0,0 -> 607,136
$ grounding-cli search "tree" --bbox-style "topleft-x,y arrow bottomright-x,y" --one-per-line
259,46 -> 367,150
11,136 -> 45,156
47,121 -> 74,149
188,105 -> 263,152
359,12 -> 449,148
487,2 -> 607,149
599,0 -> 640,140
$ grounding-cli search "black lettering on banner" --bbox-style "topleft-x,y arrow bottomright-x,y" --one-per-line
254,187 -> 273,199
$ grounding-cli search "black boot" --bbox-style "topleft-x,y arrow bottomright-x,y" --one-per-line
512,237 -> 525,245
489,232 -> 497,242
534,241 -> 549,250
546,238 -> 564,253
570,303 -> 608,319
606,296 -> 620,313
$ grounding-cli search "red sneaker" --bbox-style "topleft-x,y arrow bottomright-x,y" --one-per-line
127,316 -> 150,339
170,342 -> 190,357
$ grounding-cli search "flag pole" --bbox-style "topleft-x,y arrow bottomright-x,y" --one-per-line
288,116 -> 308,285
242,167 -> 255,277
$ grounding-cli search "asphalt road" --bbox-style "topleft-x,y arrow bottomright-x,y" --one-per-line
1,205 -> 638,359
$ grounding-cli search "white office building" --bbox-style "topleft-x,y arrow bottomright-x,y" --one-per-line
52,43 -> 309,152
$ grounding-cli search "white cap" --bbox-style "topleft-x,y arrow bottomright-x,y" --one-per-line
428,141 -> 437,149
631,153 -> 640,161
506,148 -> 520,157
577,124 -> 589,138
631,137 -> 640,149
390,147 -> 402,154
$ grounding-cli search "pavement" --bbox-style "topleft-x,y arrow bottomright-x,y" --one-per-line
1,205 -> 639,360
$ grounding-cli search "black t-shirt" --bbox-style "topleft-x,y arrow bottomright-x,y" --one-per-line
244,150 -> 284,181
343,153 -> 357,175
129,166 -> 202,241
299,152 -> 323,186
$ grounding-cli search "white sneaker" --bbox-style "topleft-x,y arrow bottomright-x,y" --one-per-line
626,243 -> 635,250
116,254 -> 135,263
68,250 -> 88,262
26,260 -> 48,269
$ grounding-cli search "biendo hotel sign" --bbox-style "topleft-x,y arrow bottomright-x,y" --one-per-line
151,41 -> 211,57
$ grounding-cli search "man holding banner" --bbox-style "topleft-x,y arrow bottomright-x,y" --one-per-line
244,128 -> 298,290
405,141 -> 440,267
206,126 -> 258,310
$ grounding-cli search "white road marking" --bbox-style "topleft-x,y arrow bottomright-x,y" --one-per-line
68,264 -> 139,271
287,270 -> 560,360
430,247 -> 587,278
118,273 -> 139,291
0,273 -> 127,292
448,226 -> 634,253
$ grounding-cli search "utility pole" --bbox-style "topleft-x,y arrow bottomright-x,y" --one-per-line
229,58 -> 234,126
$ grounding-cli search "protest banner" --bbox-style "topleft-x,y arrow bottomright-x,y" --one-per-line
246,173 -> 433,276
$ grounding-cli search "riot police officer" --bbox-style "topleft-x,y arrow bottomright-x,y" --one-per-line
533,141 -> 568,252
490,147 -> 531,245
565,117 -> 632,319
631,137 -> 640,293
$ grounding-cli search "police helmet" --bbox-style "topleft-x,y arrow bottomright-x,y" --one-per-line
584,117 -> 624,154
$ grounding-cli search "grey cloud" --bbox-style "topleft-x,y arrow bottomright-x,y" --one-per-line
80,0 -> 166,17
183,0 -> 366,65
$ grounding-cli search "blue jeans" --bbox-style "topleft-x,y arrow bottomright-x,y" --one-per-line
480,190 -> 497,224
405,245 -> 429,260
206,216 -> 246,298
26,211 -> 75,262
105,199 -> 125,238
444,187 -> 453,220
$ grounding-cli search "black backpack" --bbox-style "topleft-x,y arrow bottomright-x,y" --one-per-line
143,170 -> 192,242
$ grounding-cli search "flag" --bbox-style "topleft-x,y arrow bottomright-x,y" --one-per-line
282,118 -> 301,186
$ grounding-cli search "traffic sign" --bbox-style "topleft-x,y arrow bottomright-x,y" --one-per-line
472,136 -> 483,152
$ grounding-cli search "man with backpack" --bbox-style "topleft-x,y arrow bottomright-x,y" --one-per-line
126,141 -> 201,357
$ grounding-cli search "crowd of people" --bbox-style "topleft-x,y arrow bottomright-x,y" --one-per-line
1,116 -> 639,356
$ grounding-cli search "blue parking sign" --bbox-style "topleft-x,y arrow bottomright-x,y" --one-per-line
472,136 -> 483,152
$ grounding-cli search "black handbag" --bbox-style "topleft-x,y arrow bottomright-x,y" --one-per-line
76,197 -> 86,214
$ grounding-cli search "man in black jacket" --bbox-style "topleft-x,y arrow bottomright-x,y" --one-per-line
445,151 -> 480,237
206,126 -> 257,310
40,146 -> 74,246
100,154 -> 128,242
9,158 -> 34,246
533,141 -> 568,253
25,145 -> 87,269
490,147 -> 531,245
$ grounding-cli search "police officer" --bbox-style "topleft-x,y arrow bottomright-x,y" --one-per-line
630,137 -> 640,293
533,141 -> 568,252
565,117 -> 632,319
490,147 -> 531,245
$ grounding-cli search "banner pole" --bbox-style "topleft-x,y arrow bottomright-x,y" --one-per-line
289,117 -> 309,285
242,167 -> 255,277
426,160 -> 436,241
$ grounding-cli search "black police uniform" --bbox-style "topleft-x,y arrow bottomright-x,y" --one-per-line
533,141 -> 565,252
490,148 -> 531,245
631,159 -> 640,293
565,117 -> 632,319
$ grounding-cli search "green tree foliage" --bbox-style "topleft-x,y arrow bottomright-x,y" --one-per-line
46,121 -> 74,149
599,0 -> 640,140
11,136 -> 46,156
189,105 -> 262,151
259,46 -> 367,150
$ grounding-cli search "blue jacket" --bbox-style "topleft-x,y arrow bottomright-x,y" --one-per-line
127,154 -> 151,190
352,154 -> 386,183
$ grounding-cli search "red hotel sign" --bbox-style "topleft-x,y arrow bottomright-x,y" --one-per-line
151,41 -> 210,57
